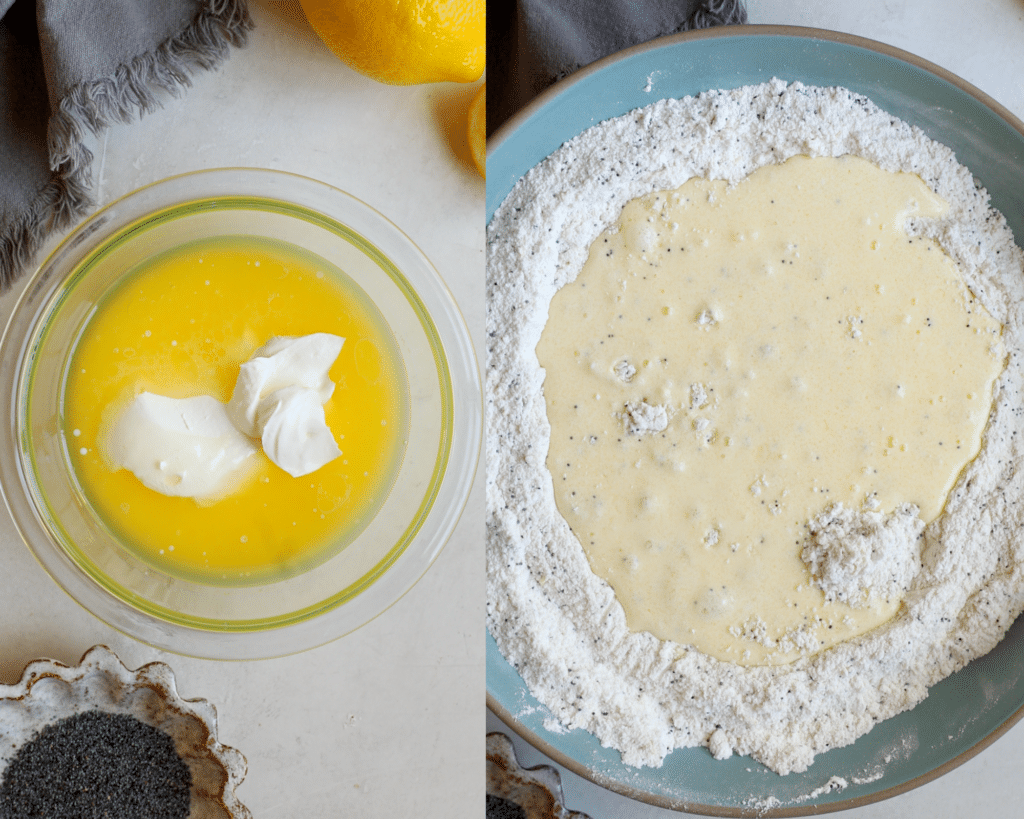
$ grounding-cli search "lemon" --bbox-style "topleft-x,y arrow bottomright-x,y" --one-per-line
468,82 -> 486,177
299,0 -> 485,86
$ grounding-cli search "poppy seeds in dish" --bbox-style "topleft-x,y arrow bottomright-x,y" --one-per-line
486,794 -> 528,819
0,709 -> 192,819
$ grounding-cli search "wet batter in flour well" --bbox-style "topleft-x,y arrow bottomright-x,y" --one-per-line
537,154 -> 1005,665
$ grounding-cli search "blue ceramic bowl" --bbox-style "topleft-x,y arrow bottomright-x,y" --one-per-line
487,25 -> 1024,815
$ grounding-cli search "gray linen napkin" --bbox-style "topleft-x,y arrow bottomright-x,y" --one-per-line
0,0 -> 252,288
487,0 -> 747,135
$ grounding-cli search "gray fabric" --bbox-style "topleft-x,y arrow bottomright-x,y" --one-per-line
0,0 -> 252,288
487,0 -> 747,136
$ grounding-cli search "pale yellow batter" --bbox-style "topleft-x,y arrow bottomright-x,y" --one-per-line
537,154 -> 1005,665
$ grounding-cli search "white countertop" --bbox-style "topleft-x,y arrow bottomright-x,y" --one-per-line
0,1 -> 483,816
488,1 -> 1024,817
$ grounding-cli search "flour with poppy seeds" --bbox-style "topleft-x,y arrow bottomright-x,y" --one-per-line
486,79 -> 1024,774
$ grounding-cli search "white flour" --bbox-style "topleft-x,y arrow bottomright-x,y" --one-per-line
486,80 -> 1024,775
803,503 -> 925,608
618,400 -> 669,435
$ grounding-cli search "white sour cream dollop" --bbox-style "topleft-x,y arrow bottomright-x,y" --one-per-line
106,333 -> 346,498
106,393 -> 258,501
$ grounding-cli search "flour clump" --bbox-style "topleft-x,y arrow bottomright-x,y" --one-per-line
803,503 -> 925,607
619,400 -> 668,434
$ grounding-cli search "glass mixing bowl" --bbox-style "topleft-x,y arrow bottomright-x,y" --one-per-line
0,168 -> 481,660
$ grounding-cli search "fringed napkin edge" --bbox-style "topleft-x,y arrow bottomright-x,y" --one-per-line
0,0 -> 253,289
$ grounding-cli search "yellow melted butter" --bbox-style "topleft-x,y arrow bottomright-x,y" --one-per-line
64,236 -> 408,584
537,155 -> 1006,665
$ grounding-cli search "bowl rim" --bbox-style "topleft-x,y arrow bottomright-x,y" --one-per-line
0,166 -> 482,660
489,23 -> 1024,159
485,23 -> 1024,816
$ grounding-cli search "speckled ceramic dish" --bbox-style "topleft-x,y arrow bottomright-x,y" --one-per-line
0,645 -> 249,818
487,732 -> 591,819
486,26 -> 1024,815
